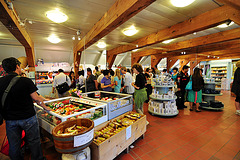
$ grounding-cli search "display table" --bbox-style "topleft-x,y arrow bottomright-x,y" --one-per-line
90,112 -> 146,160
35,97 -> 108,134
81,91 -> 133,120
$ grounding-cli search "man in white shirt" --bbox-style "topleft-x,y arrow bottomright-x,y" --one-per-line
52,69 -> 71,98
78,70 -> 86,93
97,70 -> 104,90
120,67 -> 135,94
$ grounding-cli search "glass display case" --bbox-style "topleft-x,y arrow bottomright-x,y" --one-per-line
34,97 -> 108,133
81,91 -> 133,120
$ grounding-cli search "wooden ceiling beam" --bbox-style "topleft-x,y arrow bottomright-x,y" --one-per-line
132,27 -> 240,58
107,5 -> 239,57
167,58 -> 178,71
217,0 -> 240,10
72,0 -> 156,68
74,51 -> 82,78
151,54 -> 163,68
0,0 -> 35,68
131,56 -> 142,67
179,59 -> 190,71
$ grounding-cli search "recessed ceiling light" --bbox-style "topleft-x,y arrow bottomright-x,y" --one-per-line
171,0 -> 195,7
162,39 -> 174,44
97,42 -> 106,48
207,55 -> 210,58
72,36 -> 75,40
217,57 -> 220,59
78,36 -> 81,40
193,32 -> 197,35
217,21 -> 234,28
122,25 -> 138,36
46,9 -> 68,23
47,34 -> 61,44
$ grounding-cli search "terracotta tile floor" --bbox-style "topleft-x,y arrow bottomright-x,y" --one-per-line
0,91 -> 239,160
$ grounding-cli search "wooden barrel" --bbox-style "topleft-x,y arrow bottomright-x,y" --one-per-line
52,118 -> 94,154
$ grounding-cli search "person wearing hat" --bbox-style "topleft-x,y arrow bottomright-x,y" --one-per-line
176,65 -> 190,109
231,61 -> 240,116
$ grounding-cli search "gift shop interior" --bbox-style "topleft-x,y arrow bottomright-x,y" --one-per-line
0,0 -> 240,160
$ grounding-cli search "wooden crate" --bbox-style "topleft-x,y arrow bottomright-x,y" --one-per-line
90,112 -> 146,160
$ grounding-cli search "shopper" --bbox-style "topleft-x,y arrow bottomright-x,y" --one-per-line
110,70 -> 115,91
176,65 -> 190,109
145,68 -> 152,102
86,68 -> 98,92
95,66 -> 101,79
97,70 -> 104,90
120,67 -> 135,95
69,71 -> 76,89
132,63 -> 147,114
162,68 -> 167,74
101,70 -> 112,92
171,67 -> 178,82
231,61 -> 240,116
150,68 -> 156,78
78,70 -> 85,93
0,57 -> 50,160
187,68 -> 204,112
52,69 -> 71,98
47,71 -> 53,80
114,69 -> 122,93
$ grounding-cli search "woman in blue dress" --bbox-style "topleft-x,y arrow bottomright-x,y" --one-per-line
114,69 -> 122,93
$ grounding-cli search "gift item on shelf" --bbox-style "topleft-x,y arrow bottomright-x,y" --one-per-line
149,73 -> 178,117
81,91 -> 133,120
148,100 -> 178,115
34,97 -> 108,133
200,82 -> 224,110
211,66 -> 228,89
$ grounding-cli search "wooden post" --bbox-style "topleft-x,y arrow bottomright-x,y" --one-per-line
151,54 -> 163,69
190,61 -> 201,75
131,56 -> 142,66
179,59 -> 190,71
167,58 -> 178,72
74,51 -> 82,78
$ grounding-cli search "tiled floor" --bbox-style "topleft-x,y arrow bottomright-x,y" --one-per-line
0,91 -> 240,160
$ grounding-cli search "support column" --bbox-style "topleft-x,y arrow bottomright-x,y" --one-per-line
190,61 -> 201,75
74,51 -> 82,78
167,57 -> 178,72
151,54 -> 163,69
179,59 -> 190,71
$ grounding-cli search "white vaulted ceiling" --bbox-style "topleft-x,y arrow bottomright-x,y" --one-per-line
0,0 -> 239,67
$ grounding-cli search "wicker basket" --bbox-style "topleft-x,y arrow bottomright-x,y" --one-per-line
52,118 -> 94,154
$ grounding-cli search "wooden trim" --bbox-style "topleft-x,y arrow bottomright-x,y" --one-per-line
74,51 -> 82,78
131,56 -> 142,67
190,61 -> 200,75
179,59 -> 190,72
107,6 -> 238,56
167,58 -> 178,71
151,54 -> 163,68
217,0 -> 240,10
0,0 -> 35,68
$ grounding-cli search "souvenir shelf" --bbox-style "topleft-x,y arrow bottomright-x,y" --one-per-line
34,97 -> 108,133
200,81 -> 224,111
148,74 -> 178,117
211,66 -> 227,89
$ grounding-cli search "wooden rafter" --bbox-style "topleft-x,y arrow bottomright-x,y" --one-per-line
151,54 -> 163,68
131,56 -> 142,66
73,0 -> 155,67
217,0 -> 240,10
0,0 -> 35,69
107,5 -> 240,67
167,58 -> 178,71
132,27 -> 240,59
74,51 -> 81,78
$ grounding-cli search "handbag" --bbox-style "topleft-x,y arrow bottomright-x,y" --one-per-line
56,76 -> 70,94
185,76 -> 192,90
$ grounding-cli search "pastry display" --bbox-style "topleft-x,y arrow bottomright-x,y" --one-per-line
93,112 -> 141,144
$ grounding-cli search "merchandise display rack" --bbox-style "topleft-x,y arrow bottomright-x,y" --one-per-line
200,82 -> 224,111
211,66 -> 227,89
148,74 -> 178,117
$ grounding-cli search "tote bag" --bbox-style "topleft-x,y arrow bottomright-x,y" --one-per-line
185,76 -> 192,90
56,76 -> 70,94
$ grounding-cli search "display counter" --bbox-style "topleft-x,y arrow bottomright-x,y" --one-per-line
81,91 -> 133,120
35,97 -> 108,133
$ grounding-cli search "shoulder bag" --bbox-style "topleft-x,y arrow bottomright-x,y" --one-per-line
185,76 -> 192,90
56,76 -> 70,94
1,76 -> 21,125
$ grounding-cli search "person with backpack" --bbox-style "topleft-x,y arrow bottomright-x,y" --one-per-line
0,57 -> 50,160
